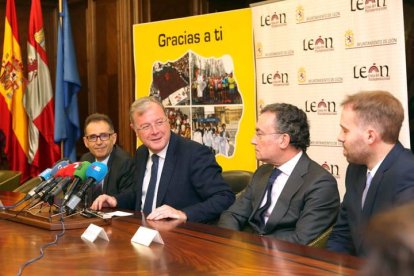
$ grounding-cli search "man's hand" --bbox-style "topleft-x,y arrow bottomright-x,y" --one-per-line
146,204 -> 187,221
90,194 -> 117,210
145,218 -> 185,231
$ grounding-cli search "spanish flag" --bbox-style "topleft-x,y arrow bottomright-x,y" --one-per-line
0,0 -> 30,182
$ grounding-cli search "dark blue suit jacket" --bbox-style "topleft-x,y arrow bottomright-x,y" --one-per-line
116,132 -> 235,223
81,145 -> 135,202
327,142 -> 414,255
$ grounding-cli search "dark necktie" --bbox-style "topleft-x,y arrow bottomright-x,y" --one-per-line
143,154 -> 159,214
253,168 -> 282,230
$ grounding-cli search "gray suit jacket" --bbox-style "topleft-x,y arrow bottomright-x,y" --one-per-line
218,153 -> 340,245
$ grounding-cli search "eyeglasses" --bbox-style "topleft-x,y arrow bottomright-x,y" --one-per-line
85,133 -> 114,142
254,132 -> 284,140
135,117 -> 168,132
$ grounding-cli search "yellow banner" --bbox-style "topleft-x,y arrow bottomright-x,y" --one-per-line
133,9 -> 256,171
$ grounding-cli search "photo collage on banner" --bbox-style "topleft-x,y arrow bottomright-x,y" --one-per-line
133,9 -> 257,171
252,0 -> 409,198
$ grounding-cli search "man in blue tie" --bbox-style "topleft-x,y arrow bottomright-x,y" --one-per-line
218,103 -> 340,245
327,91 -> 414,256
91,97 -> 234,223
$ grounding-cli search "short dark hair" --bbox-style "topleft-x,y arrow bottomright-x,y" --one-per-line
84,113 -> 115,134
261,103 -> 310,151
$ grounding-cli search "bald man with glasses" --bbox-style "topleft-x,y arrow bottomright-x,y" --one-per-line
218,103 -> 340,245
81,113 -> 135,203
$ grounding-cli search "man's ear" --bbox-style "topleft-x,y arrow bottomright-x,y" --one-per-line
366,128 -> 377,145
83,136 -> 89,149
279,133 -> 291,149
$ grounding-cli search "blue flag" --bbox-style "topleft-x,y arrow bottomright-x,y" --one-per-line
54,0 -> 81,162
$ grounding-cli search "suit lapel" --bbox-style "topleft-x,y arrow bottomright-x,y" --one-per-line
264,154 -> 308,231
134,148 -> 149,210
251,166 -> 274,212
155,132 -> 176,207
102,148 -> 115,194
362,143 -> 403,216
248,165 -> 273,232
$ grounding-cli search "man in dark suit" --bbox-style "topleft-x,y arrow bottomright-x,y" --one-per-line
91,97 -> 234,223
81,113 -> 134,203
326,91 -> 414,256
218,103 -> 340,245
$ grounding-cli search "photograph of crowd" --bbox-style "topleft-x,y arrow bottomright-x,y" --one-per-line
150,53 -> 190,106
190,52 -> 242,105
147,51 -> 244,157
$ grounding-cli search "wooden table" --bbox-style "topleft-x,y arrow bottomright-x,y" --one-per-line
0,192 -> 363,275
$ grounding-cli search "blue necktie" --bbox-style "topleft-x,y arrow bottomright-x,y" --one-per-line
143,154 -> 159,214
253,168 -> 282,230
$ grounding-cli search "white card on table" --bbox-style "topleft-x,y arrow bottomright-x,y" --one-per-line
131,226 -> 164,247
81,223 -> 109,242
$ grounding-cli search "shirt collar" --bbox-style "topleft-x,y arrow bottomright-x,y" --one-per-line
277,151 -> 303,176
149,142 -> 169,160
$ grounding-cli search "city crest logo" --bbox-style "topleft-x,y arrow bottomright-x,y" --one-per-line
255,42 -> 263,58
296,5 -> 304,23
345,30 -> 354,48
297,67 -> 306,84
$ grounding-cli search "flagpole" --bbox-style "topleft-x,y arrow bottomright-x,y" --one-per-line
58,0 -> 64,159
59,0 -> 62,25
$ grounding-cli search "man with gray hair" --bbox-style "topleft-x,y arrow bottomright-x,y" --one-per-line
218,103 -> 339,245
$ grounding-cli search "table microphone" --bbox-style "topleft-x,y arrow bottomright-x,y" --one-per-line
61,161 -> 90,207
10,160 -> 71,207
65,162 -> 108,212
43,163 -> 81,204
35,163 -> 76,201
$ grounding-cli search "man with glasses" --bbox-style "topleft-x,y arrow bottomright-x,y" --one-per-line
81,113 -> 134,203
218,103 -> 339,245
91,97 -> 235,223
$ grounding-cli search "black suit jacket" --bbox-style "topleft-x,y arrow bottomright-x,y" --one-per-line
116,132 -> 235,223
80,145 -> 134,202
218,153 -> 340,245
327,142 -> 414,256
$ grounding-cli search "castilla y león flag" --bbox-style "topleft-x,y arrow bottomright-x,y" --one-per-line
25,0 -> 61,176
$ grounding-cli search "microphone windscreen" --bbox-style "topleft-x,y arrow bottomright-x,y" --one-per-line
50,160 -> 71,176
73,161 -> 90,181
39,168 -> 52,180
85,162 -> 108,182
55,162 -> 78,178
